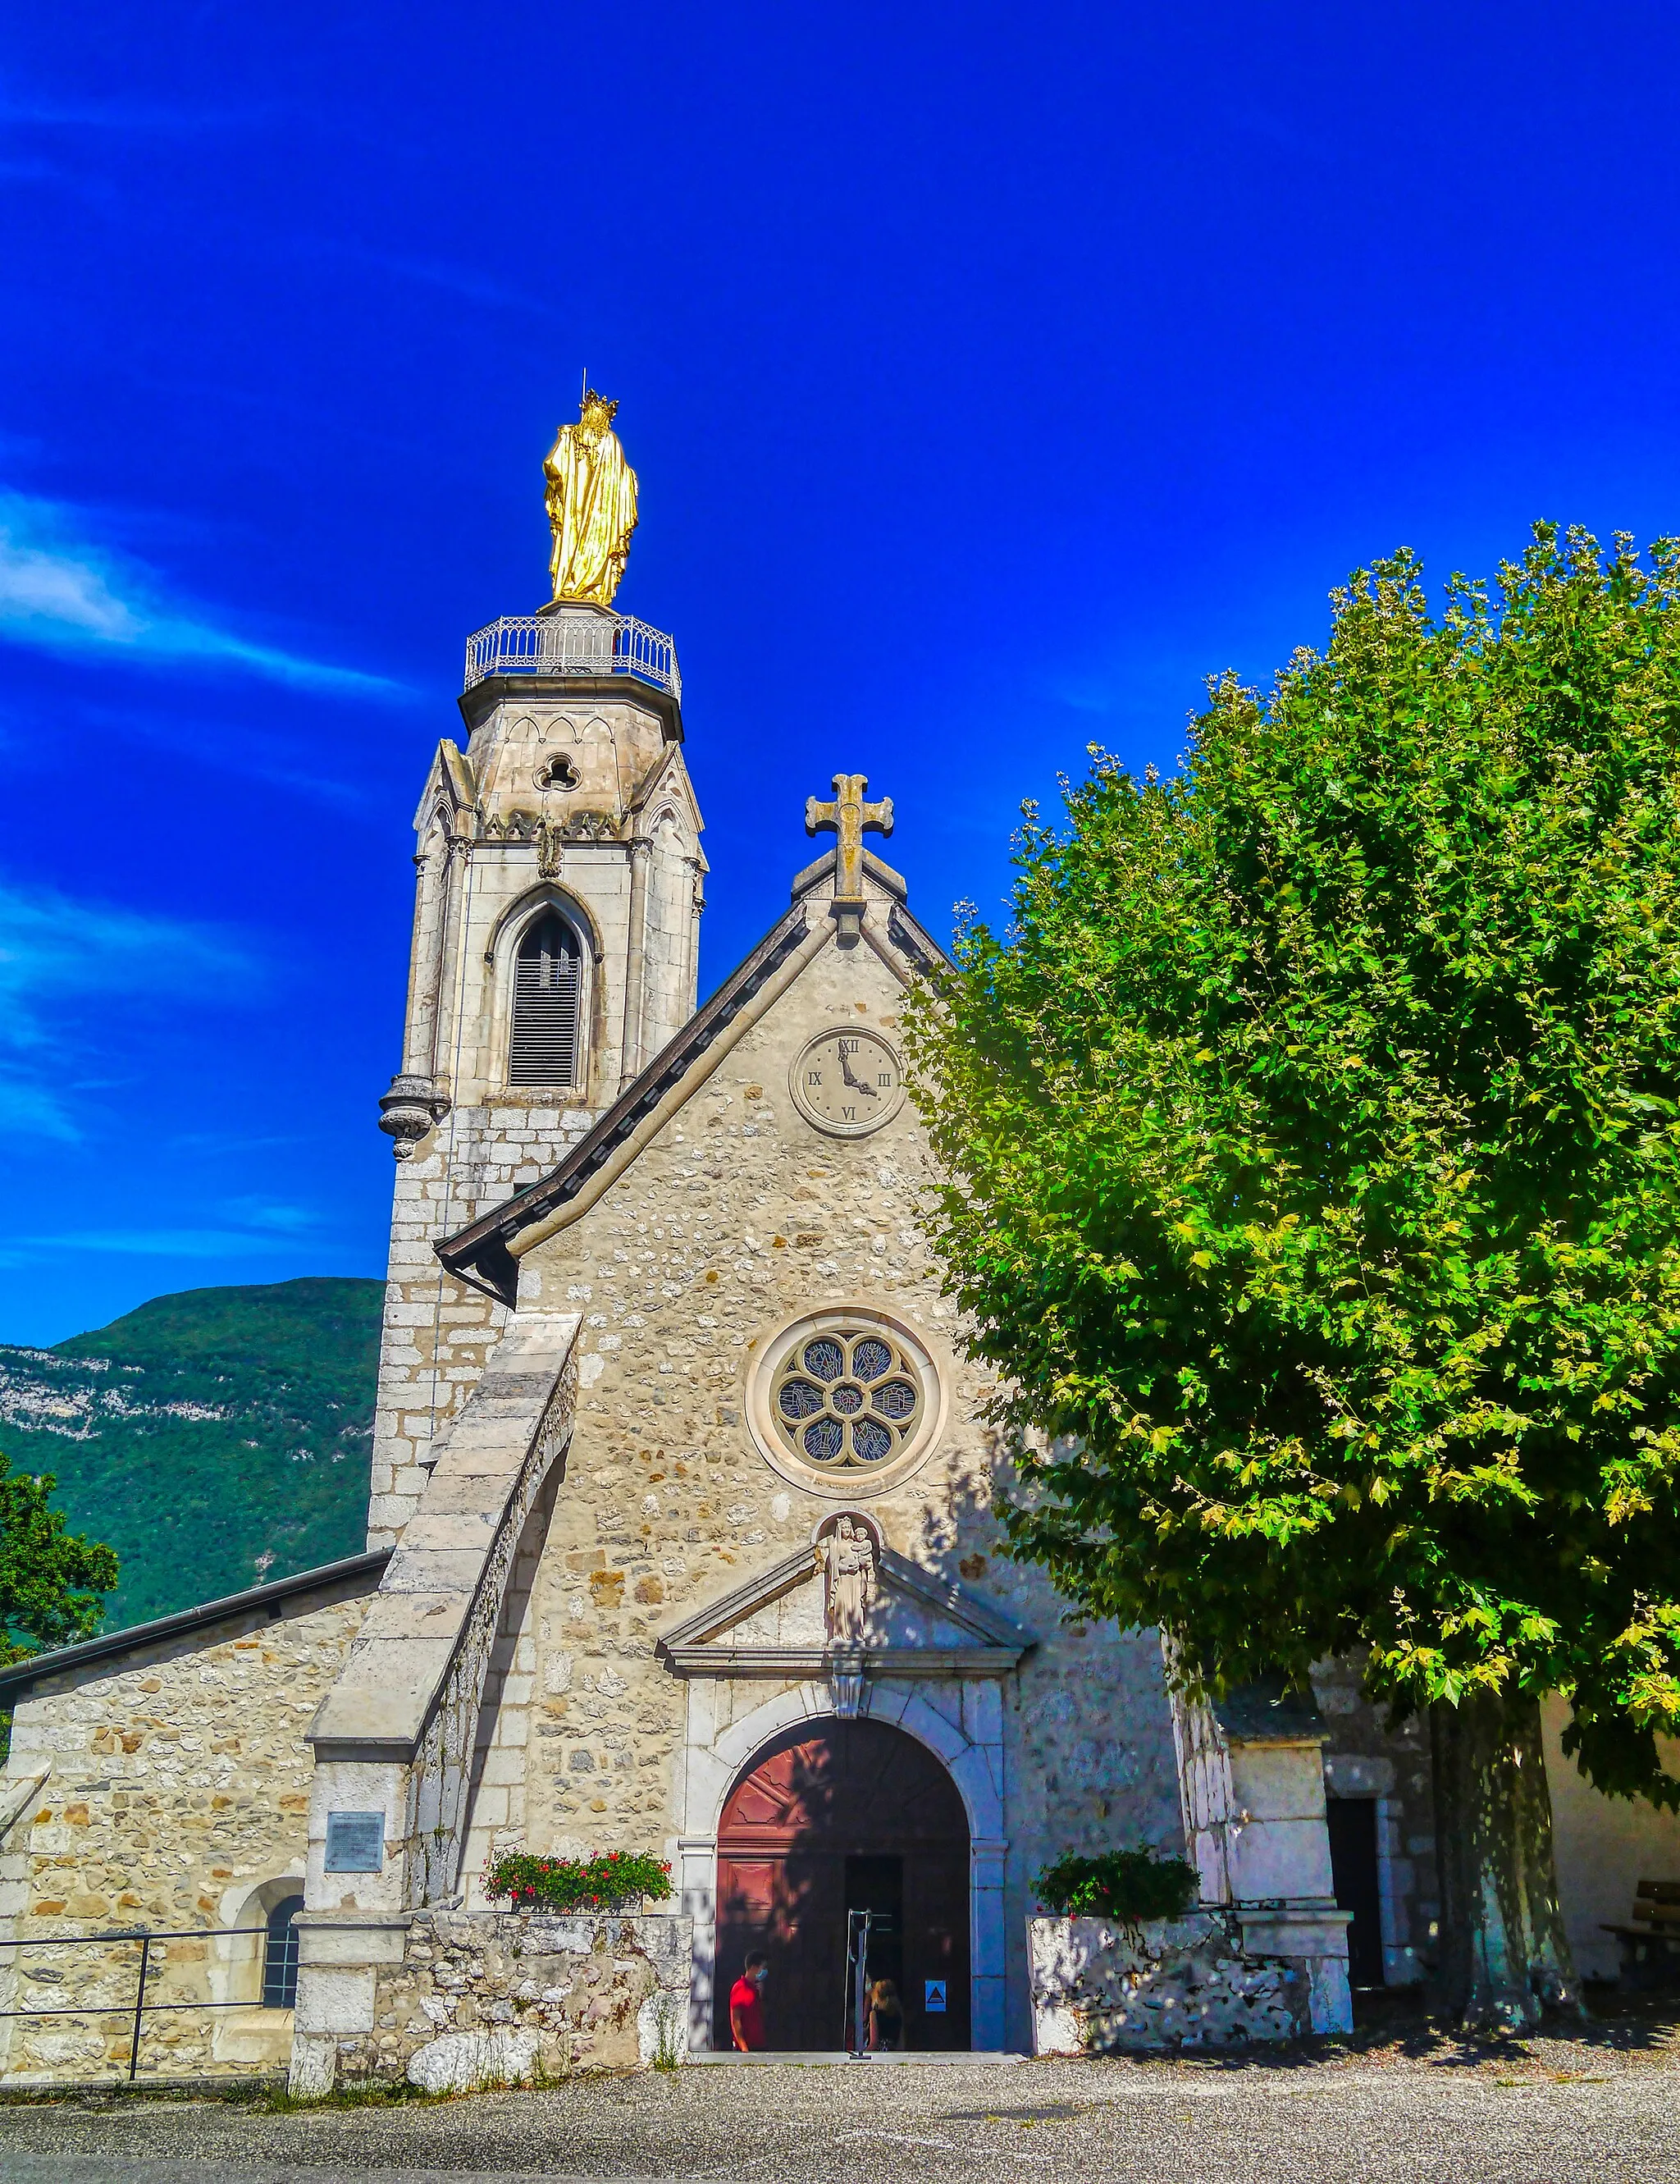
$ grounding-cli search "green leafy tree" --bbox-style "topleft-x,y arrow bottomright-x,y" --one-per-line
0,1447 -> 118,1666
906,527 -> 1680,2030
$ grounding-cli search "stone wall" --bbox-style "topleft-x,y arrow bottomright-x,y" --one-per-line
1029,1913 -> 1313,2051
0,1577 -> 373,2083
368,1103 -> 589,1545
1310,1653 -> 1436,1985
299,1909 -> 692,2090
1541,1697 -> 1680,1984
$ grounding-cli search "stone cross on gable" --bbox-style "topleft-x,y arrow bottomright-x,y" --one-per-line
805,773 -> 893,908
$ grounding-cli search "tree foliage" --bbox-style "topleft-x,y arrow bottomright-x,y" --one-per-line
0,1447 -> 118,1667
1033,1848 -> 1198,1921
906,527 -> 1680,1808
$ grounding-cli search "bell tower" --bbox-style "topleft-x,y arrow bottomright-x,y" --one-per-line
366,403 -> 704,1545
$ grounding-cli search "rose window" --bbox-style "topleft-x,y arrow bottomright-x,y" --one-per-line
770,1325 -> 926,1469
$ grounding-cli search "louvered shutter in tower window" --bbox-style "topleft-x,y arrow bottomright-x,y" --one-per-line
509,912 -> 582,1086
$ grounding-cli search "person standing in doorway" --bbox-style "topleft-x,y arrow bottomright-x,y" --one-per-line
867,1976 -> 904,2051
729,1951 -> 769,2051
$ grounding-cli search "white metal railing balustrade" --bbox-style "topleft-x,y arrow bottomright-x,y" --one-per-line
463,613 -> 681,702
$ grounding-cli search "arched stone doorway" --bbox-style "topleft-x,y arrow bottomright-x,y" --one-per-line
714,1716 -> 972,2052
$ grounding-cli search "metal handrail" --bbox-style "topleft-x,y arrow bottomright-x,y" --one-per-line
0,1924 -> 276,2081
463,612 -> 681,702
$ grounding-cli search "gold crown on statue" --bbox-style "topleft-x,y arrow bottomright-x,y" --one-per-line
579,388 -> 619,423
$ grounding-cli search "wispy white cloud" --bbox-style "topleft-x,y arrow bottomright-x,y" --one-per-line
21,1229 -> 310,1259
0,490 -> 404,697
15,1189 -> 342,1263
75,701 -> 377,813
0,878 -> 255,1053
218,1198 -> 322,1235
0,89 -> 274,134
164,1130 -> 304,1156
0,1071 -> 80,1142
0,877 -> 261,1138
328,241 -> 559,318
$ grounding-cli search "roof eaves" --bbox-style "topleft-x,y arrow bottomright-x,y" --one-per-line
885,901 -> 952,975
0,1548 -> 393,1701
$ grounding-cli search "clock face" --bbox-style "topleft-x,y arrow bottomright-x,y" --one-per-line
791,1027 -> 905,1137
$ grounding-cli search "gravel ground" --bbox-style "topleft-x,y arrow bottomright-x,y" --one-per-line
2,2019 -> 1678,2184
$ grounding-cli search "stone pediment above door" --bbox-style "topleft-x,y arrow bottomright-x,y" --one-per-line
655,1510 -> 1033,1679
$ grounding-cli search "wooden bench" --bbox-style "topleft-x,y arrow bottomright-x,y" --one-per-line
1602,1880 -> 1680,1989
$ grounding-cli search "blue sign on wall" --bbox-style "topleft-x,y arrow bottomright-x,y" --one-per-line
924,1979 -> 947,2013
324,1811 -> 386,1872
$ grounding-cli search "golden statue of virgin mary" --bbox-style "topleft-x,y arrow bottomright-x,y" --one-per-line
543,389 -> 639,606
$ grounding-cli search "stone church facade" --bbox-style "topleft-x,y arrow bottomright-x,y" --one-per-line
333,589 -> 1193,2065
3,516 -> 1678,2086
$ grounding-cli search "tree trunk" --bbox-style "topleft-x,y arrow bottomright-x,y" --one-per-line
1429,1688 -> 1582,2033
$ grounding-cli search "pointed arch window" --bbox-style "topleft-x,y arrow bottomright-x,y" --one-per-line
509,911 -> 583,1087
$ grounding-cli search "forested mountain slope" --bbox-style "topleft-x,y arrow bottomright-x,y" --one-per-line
0,1277 -> 385,1629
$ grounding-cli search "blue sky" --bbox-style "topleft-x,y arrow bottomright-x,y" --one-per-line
3,3 -> 1679,1343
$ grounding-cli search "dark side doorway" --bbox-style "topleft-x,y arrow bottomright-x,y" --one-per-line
714,1717 -> 970,2051
1326,1796 -> 1386,1989
845,1853 -> 904,2045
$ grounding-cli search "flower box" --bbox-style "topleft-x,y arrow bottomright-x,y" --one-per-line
482,1848 -> 673,1916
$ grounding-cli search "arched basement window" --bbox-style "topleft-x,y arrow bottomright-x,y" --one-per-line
509,912 -> 583,1087
262,1894 -> 304,2009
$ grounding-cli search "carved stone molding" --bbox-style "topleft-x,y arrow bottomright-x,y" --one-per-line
655,1535 -> 1033,1684
378,1072 -> 451,1159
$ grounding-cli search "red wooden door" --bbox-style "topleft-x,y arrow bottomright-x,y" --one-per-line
714,1717 -> 971,2051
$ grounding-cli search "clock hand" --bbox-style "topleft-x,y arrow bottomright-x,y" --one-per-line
838,1049 -> 879,1098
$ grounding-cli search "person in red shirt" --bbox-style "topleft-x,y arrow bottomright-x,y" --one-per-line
728,1951 -> 769,2051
